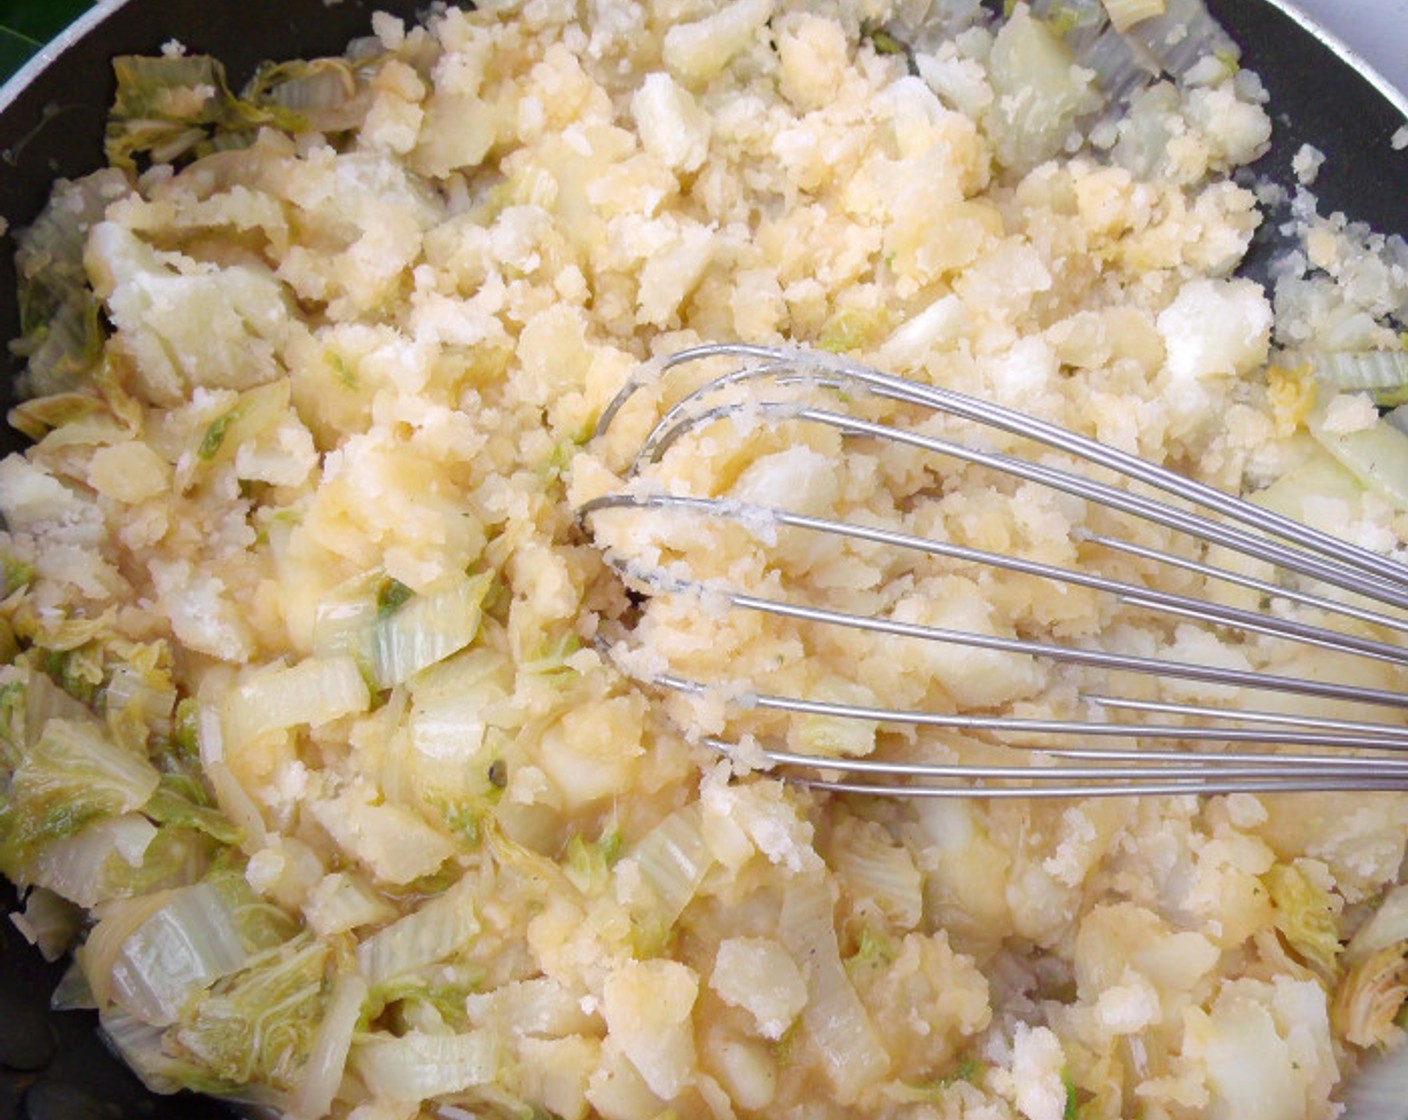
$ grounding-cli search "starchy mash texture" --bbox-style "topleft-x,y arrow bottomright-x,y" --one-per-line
3,2 -> 1408,1120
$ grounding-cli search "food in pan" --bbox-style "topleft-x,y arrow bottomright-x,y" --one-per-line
2,2 -> 1408,1118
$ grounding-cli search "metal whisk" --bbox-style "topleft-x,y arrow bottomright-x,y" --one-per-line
578,342 -> 1408,797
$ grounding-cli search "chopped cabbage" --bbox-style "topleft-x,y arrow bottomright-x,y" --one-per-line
106,879 -> 254,1025
104,53 -> 368,169
314,570 -> 493,690
986,6 -> 1102,170
0,2 -> 1399,1118
1308,401 -> 1408,512
10,171 -> 125,398
8,885 -> 82,961
1334,944 -> 1408,1048
356,871 -> 480,988
0,717 -> 161,883
221,655 -> 370,754
352,1029 -> 501,1102
779,877 -> 892,1102
1264,862 -> 1342,980
170,934 -> 343,1098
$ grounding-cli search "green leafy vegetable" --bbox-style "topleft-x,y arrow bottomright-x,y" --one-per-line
562,825 -> 623,894
376,577 -> 415,617
847,925 -> 897,970
144,777 -> 241,845
106,56 -> 286,169
314,569 -> 494,689
10,171 -> 124,397
1265,861 -> 1342,979
1062,1068 -> 1079,1120
1309,349 -> 1408,408
168,933 -> 343,1093
0,717 -> 161,882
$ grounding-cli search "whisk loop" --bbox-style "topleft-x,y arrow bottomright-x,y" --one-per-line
579,343 -> 1408,797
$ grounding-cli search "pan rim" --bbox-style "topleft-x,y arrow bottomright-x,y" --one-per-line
0,0 -> 1405,121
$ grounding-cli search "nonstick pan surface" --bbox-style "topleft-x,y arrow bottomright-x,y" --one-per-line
0,1 -> 1404,1117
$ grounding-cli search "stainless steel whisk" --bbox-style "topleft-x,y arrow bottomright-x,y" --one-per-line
578,342 -> 1408,797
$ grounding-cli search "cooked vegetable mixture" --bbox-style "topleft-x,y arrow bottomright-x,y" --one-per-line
3,1 -> 1408,1118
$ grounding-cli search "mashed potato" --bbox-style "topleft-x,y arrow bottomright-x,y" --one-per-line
2,2 -> 1408,1119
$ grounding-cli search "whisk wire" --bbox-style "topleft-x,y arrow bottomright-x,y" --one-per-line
584,344 -> 1408,796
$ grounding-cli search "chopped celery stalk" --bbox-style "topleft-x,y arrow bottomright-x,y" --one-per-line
779,877 -> 891,1102
314,570 -> 494,690
352,1029 -> 501,1101
221,655 -> 370,753
0,718 -> 161,882
1100,0 -> 1164,32
1309,350 -> 1408,408
9,886 -> 83,962
108,880 -> 252,1026
357,873 -> 480,988
1308,405 -> 1408,513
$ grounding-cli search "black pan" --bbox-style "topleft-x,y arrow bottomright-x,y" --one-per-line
0,1 -> 1404,1116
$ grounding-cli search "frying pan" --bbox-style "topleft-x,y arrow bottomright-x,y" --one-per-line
0,1 -> 1404,1117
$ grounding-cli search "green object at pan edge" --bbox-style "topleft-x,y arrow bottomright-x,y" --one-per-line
0,0 -> 97,83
